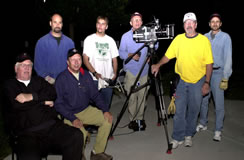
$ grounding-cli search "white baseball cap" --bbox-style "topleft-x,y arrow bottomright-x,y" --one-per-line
183,12 -> 197,22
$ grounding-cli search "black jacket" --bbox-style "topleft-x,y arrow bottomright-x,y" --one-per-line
4,76 -> 57,134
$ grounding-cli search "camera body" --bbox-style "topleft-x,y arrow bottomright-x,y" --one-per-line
133,18 -> 174,43
133,26 -> 158,43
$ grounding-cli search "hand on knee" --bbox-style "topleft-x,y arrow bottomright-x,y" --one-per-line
104,112 -> 113,123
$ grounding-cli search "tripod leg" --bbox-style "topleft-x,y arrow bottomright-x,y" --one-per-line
153,76 -> 172,153
109,80 -> 151,137
109,97 -> 130,138
150,76 -> 162,126
154,90 -> 162,126
110,50 -> 151,137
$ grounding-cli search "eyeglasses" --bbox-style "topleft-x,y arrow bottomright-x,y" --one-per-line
18,63 -> 33,68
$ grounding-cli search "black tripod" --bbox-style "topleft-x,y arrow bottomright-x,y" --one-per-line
109,42 -> 172,153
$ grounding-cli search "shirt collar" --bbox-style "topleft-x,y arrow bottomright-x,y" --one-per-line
49,31 -> 63,39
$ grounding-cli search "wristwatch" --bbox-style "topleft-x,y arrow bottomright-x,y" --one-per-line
92,71 -> 97,76
204,81 -> 210,85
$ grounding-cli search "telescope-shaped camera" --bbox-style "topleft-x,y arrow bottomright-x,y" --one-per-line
133,17 -> 174,43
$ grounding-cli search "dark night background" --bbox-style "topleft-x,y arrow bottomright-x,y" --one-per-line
0,0 -> 243,158
1,0 -> 243,98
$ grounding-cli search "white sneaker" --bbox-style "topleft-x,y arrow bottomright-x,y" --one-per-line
196,124 -> 207,132
213,131 -> 222,141
184,136 -> 192,147
171,139 -> 184,149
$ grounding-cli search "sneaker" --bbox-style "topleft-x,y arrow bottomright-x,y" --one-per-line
128,120 -> 146,131
213,131 -> 222,141
196,124 -> 207,132
171,139 -> 184,149
90,151 -> 113,160
128,120 -> 138,130
184,136 -> 192,147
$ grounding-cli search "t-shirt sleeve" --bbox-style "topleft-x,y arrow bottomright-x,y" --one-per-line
203,38 -> 214,64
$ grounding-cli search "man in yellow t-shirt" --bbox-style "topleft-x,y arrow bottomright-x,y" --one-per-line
151,12 -> 213,149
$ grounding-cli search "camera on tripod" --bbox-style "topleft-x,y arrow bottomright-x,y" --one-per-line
133,17 -> 174,43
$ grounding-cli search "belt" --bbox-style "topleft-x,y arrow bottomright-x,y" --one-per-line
213,67 -> 220,70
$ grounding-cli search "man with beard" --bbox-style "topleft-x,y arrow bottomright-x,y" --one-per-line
151,12 -> 213,149
34,13 -> 75,84
196,13 -> 232,142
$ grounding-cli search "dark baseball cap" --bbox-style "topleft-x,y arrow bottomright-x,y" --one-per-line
131,12 -> 142,20
16,52 -> 32,63
210,13 -> 221,21
67,48 -> 82,59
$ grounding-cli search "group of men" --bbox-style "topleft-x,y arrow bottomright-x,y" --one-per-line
4,11 -> 232,160
5,14 -> 116,160
151,12 -> 232,148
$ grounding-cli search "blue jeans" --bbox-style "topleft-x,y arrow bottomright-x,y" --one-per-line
200,69 -> 224,131
172,77 -> 205,141
94,81 -> 113,110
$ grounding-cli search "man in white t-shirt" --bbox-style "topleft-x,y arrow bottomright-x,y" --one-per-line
83,16 -> 119,110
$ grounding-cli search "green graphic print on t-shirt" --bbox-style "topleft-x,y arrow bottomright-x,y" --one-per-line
96,42 -> 109,56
